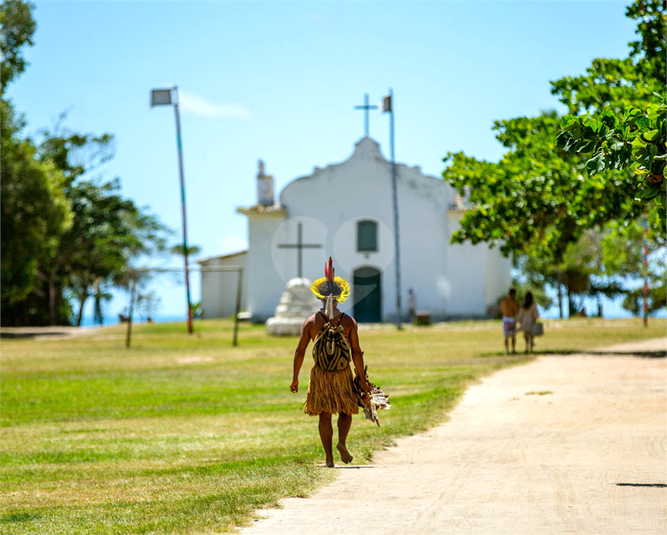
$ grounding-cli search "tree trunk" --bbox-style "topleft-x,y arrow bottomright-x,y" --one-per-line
48,275 -> 57,326
125,280 -> 136,349
567,288 -> 577,317
76,290 -> 89,327
597,293 -> 603,318
557,271 -> 564,319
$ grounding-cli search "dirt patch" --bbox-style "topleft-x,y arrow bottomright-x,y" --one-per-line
175,356 -> 215,364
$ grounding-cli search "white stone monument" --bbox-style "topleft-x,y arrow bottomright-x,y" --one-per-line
266,278 -> 321,336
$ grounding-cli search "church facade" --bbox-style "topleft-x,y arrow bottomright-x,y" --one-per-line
199,137 -> 511,323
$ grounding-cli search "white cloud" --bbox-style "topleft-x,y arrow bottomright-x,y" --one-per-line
179,91 -> 253,120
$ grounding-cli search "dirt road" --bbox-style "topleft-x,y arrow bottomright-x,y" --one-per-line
239,338 -> 667,534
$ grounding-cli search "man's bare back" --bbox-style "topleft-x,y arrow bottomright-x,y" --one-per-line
303,309 -> 357,343
500,296 -> 518,318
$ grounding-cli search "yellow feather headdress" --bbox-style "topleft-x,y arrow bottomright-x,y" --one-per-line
311,257 -> 350,304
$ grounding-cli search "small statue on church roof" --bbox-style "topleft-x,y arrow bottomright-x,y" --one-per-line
256,159 -> 274,207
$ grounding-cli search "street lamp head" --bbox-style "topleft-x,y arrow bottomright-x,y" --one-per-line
150,87 -> 178,107
381,94 -> 392,113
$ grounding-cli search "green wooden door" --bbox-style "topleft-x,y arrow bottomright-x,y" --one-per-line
353,267 -> 382,323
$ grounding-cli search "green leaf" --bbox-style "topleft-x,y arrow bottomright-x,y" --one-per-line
637,188 -> 659,201
609,139 -> 625,151
586,152 -> 606,175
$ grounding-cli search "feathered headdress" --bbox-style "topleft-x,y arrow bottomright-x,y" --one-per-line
311,257 -> 350,319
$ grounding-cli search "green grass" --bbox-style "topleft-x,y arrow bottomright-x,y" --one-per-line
1,317 -> 664,534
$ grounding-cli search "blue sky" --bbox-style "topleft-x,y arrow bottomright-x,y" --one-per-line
9,1 -> 639,322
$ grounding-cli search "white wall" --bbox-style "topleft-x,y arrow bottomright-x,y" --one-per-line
199,252 -> 248,319
485,246 -> 513,312
245,214 -> 287,321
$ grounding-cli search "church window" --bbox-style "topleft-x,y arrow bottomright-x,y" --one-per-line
357,220 -> 378,252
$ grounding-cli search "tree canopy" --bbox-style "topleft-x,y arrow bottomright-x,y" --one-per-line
1,0 -> 171,326
0,0 -> 35,91
1,101 -> 72,308
442,0 -> 665,264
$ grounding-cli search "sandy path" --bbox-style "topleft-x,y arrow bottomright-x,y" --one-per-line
239,338 -> 667,535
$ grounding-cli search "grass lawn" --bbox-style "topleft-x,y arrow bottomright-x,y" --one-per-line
1,317 -> 664,534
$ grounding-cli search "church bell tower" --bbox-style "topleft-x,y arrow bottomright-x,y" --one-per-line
256,159 -> 275,206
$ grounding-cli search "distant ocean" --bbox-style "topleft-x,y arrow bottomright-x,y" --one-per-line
77,303 -> 665,327
78,315 -> 187,328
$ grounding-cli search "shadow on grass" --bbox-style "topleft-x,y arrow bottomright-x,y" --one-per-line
480,349 -> 665,359
0,512 -> 43,524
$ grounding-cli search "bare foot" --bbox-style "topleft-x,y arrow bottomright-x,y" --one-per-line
319,459 -> 334,468
337,442 -> 353,464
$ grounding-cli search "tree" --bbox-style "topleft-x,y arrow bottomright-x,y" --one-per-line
600,214 -> 665,316
1,106 -> 73,316
135,291 -> 161,322
59,178 -> 170,326
554,0 -> 666,226
622,264 -> 666,316
1,0 -> 171,326
169,244 -> 201,257
442,0 -> 665,263
0,0 -> 74,317
442,111 -> 642,263
91,281 -> 112,326
3,118 -> 170,326
556,97 -> 665,218
0,0 -> 36,91
513,231 -> 605,318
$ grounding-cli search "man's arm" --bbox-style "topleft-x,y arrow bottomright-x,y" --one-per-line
290,319 -> 312,393
347,318 -> 371,392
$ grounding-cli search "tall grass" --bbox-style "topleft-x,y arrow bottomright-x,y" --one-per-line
1,317 -> 663,534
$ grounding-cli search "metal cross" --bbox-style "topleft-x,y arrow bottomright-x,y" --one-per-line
354,93 -> 378,137
277,222 -> 322,278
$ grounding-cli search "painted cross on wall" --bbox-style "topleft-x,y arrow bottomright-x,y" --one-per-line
277,222 -> 323,279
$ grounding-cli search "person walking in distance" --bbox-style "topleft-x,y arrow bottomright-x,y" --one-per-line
518,291 -> 540,353
499,288 -> 519,355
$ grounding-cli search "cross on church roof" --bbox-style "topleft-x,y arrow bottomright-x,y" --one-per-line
354,93 -> 378,137
277,222 -> 322,279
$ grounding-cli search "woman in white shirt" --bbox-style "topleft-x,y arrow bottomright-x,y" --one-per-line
517,291 -> 539,353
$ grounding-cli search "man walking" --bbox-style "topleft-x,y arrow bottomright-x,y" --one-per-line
499,288 -> 518,355
290,258 -> 370,467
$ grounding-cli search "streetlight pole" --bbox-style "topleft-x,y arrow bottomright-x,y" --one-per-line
150,86 -> 194,334
382,89 -> 402,329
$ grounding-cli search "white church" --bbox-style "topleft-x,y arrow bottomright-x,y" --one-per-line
199,136 -> 511,323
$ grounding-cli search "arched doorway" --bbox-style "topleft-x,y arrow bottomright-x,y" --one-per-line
353,267 -> 382,323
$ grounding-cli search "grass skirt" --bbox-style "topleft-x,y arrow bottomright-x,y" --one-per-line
304,365 -> 359,416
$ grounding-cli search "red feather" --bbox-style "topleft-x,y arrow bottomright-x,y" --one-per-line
328,257 -> 334,281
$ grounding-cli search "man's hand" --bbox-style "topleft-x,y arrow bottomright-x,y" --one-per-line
290,379 -> 298,393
